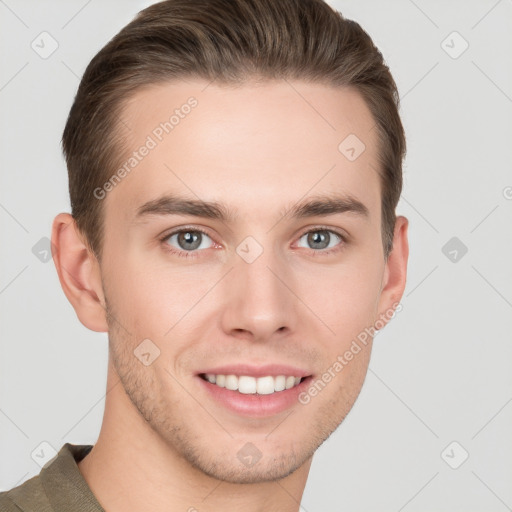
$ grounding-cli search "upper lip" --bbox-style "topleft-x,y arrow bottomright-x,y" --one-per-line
197,364 -> 312,378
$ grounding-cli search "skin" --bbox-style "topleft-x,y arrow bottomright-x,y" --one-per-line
52,79 -> 408,512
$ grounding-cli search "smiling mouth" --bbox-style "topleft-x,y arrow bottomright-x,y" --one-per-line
199,373 -> 308,395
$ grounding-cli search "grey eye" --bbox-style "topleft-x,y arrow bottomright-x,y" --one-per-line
297,230 -> 342,250
166,230 -> 213,251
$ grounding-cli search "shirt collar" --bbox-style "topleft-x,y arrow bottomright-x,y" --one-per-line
39,443 -> 105,512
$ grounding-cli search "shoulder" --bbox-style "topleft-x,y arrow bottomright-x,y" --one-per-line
0,472 -> 52,512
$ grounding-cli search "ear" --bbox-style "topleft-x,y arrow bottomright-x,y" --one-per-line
51,213 -> 108,332
375,215 -> 409,327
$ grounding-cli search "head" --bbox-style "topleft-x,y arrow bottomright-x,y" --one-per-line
53,0 -> 408,484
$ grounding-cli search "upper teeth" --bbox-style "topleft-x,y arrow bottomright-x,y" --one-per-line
204,374 -> 302,394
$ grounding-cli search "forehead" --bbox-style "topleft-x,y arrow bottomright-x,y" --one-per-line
106,79 -> 381,224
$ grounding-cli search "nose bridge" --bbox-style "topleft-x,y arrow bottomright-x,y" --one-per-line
220,236 -> 295,338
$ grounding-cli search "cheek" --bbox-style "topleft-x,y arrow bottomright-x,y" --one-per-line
104,252 -> 220,336
294,257 -> 383,343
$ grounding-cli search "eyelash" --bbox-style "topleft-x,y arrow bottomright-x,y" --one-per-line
159,226 -> 347,259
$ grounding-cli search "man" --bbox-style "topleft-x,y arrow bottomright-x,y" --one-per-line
0,0 -> 408,510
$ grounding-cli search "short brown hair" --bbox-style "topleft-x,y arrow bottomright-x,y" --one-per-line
62,0 -> 405,261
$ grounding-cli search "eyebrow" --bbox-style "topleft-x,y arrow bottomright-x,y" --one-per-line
134,193 -> 369,223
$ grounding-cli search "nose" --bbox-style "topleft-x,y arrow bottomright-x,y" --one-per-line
219,241 -> 297,342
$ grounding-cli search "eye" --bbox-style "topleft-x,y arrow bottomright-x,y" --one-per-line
162,229 -> 214,254
296,229 -> 344,252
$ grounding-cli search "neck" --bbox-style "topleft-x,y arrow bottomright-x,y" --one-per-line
77,365 -> 312,512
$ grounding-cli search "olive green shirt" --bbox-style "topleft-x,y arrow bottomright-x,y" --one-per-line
0,443 -> 105,512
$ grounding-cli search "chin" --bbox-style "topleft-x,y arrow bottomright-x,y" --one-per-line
189,451 -> 307,484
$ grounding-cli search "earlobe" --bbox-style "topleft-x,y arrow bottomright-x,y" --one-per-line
51,213 -> 108,332
376,215 -> 409,327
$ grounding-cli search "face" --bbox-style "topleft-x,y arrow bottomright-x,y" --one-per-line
96,79 -> 398,483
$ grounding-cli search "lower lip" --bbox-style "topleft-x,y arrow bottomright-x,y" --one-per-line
196,375 -> 313,418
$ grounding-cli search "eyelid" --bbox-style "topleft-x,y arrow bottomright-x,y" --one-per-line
296,224 -> 348,239
160,225 -> 218,243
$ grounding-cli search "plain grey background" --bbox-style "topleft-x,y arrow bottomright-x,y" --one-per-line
1,0 -> 511,510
